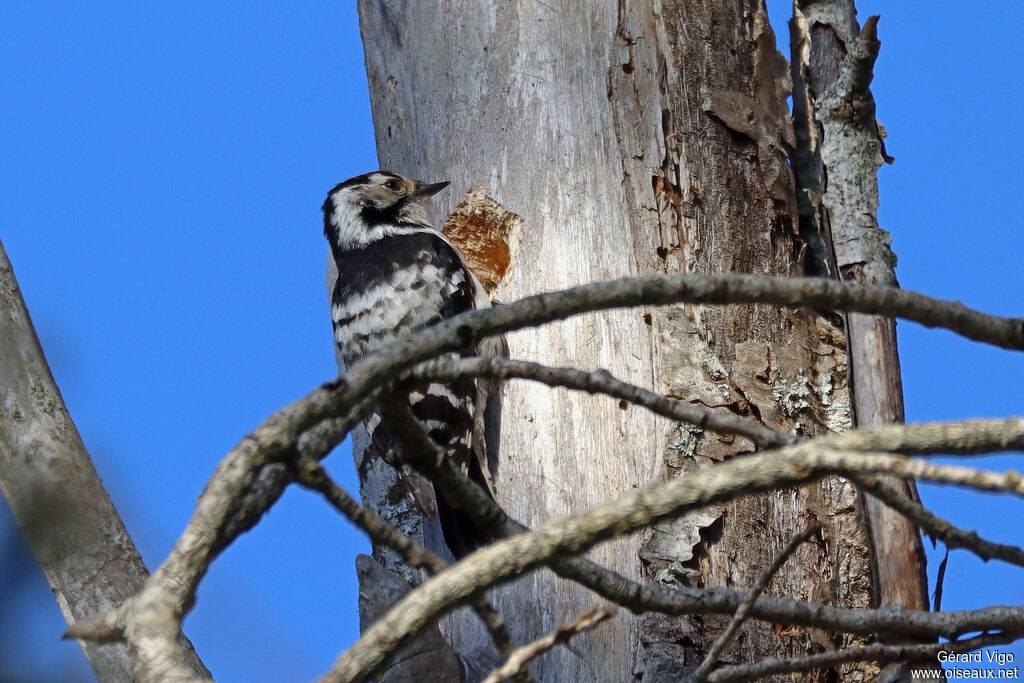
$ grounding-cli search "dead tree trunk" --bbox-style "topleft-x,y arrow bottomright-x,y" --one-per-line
789,4 -> 935,677
0,240 -> 150,681
789,0 -> 930,615
354,1 -> 873,679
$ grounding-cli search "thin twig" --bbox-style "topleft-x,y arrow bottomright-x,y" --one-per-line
293,457 -> 445,572
481,609 -> 614,683
411,356 -> 795,449
321,444 -> 1024,683
851,473 -> 1024,570
689,522 -> 822,682
705,632 -> 1020,682
934,548 -> 950,613
292,456 -> 525,677
470,604 -> 525,682
65,270 -> 1024,680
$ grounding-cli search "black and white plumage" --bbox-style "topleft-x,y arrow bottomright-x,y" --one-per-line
323,170 -> 502,558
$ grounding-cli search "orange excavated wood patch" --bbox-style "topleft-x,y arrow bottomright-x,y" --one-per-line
443,183 -> 522,294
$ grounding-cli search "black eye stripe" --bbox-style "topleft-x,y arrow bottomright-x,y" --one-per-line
359,195 -> 414,226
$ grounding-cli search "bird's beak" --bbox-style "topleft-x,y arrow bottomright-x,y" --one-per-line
416,181 -> 450,197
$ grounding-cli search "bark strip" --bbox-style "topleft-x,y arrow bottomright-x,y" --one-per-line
790,1 -> 930,619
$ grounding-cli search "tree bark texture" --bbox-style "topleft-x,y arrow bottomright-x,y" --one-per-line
790,0 -> 929,616
0,238 -> 147,682
355,2 -> 873,680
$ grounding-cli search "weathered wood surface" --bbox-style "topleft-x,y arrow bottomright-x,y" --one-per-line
0,239 -> 148,681
790,0 -> 929,616
354,2 -> 873,679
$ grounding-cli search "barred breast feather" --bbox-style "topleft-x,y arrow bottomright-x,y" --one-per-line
331,230 -> 500,558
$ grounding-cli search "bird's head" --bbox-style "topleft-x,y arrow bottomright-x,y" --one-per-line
322,171 -> 450,250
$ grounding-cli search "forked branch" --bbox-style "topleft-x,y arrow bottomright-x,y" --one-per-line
60,274 -> 1024,682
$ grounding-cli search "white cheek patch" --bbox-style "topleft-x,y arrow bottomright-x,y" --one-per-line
329,192 -> 363,247
329,184 -> 439,249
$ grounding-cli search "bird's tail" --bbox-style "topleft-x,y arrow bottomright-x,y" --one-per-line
436,495 -> 493,560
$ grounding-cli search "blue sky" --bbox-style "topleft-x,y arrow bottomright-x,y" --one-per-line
1,2 -> 1021,680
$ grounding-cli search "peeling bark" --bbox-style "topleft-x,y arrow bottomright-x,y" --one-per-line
790,0 -> 930,620
355,1 -> 872,679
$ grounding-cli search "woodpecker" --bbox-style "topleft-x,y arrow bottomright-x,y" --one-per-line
323,170 -> 502,558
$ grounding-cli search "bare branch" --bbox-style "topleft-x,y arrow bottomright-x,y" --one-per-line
399,359 -> 1024,659
689,523 -> 822,682
852,473 -> 1024,570
0,239 -> 210,679
67,380 -> 373,680
481,609 -> 614,683
375,275 -> 1024,367
415,359 -> 1024,461
705,632 -> 1020,682
323,437 -> 1024,682
294,457 -> 446,573
63,267 -> 1024,679
62,601 -> 133,643
817,417 -> 1024,456
356,393 -> 1024,651
293,456 -> 524,679
412,356 -> 794,449
309,277 -> 1024,450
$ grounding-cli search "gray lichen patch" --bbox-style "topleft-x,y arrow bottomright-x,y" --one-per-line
772,367 -> 814,421
815,370 -> 852,433
663,422 -> 703,472
657,307 -> 733,410
810,315 -> 853,434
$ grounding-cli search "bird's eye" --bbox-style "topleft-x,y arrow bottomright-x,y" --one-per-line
384,179 -> 403,192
